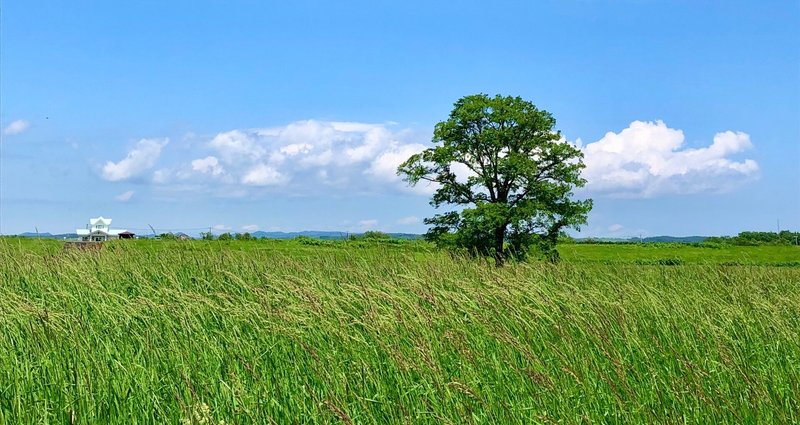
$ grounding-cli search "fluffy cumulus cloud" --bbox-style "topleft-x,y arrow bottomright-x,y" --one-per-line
3,119 -> 30,136
191,156 -> 225,177
608,224 -> 624,232
132,119 -> 757,200
242,164 -> 286,186
581,121 -> 758,197
160,120 -> 428,196
102,138 -> 168,181
242,224 -> 259,232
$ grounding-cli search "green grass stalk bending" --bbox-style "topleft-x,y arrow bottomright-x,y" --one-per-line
0,239 -> 798,423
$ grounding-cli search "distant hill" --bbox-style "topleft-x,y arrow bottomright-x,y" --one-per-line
19,232 -> 54,238
18,232 -> 79,239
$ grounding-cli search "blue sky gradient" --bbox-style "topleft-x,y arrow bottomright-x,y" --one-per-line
2,1 -> 798,237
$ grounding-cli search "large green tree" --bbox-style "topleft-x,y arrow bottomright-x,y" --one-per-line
398,94 -> 592,265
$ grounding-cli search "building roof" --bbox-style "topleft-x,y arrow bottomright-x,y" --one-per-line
77,217 -> 126,235
89,216 -> 112,226
76,228 -> 128,236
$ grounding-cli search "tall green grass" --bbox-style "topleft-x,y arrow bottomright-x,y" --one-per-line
1,240 -> 798,423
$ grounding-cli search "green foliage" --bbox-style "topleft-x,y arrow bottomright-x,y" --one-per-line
217,232 -> 232,241
398,94 -> 592,264
295,235 -> 331,246
0,239 -> 798,423
361,231 -> 391,240
199,232 -> 215,241
234,232 -> 253,241
159,233 -> 177,240
706,230 -> 800,246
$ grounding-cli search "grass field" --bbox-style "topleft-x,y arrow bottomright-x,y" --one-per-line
1,238 -> 798,423
560,243 -> 800,265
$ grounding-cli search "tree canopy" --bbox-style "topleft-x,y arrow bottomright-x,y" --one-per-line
398,94 -> 592,264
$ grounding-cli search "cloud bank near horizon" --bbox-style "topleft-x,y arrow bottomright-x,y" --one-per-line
147,120 -> 433,197
98,119 -> 758,199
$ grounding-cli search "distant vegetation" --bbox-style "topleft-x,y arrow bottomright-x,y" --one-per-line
11,229 -> 799,249
705,230 -> 800,246
572,231 -> 800,246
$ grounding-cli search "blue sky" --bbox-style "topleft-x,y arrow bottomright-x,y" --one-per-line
1,0 -> 798,237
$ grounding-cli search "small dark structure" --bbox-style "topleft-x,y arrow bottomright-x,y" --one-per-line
118,231 -> 136,239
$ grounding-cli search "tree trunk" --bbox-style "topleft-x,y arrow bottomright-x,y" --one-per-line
543,225 -> 562,263
494,226 -> 506,267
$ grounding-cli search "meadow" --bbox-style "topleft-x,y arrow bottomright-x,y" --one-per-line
0,238 -> 798,423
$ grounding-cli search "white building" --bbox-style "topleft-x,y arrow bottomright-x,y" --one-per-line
76,217 -> 129,241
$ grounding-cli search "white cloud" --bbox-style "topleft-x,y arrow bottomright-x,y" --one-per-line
242,164 -> 286,186
208,130 -> 267,163
608,224 -> 624,232
242,224 -> 259,232
3,119 -> 30,135
128,119 -> 759,201
101,138 -> 168,181
153,120 -> 429,196
114,190 -> 135,202
191,156 -> 225,177
397,216 -> 419,225
582,121 -> 758,197
366,143 -> 427,182
279,143 -> 313,156
212,224 -> 231,232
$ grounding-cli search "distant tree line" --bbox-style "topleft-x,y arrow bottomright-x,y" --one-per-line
572,231 -> 800,246
200,232 -> 255,241
197,231 -> 406,243
161,229 -> 800,247
705,231 -> 800,246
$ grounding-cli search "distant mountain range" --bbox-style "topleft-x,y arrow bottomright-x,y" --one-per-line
18,232 -> 79,239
